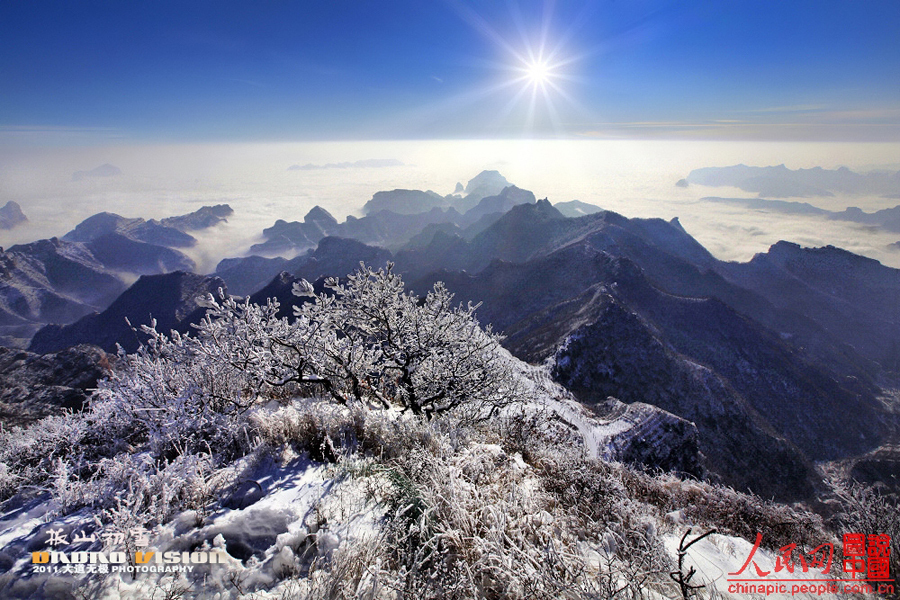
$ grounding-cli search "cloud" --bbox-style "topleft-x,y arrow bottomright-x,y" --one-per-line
3,139 -> 899,275
745,104 -> 826,114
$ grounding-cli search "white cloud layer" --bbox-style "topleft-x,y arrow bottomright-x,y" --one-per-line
1,140 -> 899,272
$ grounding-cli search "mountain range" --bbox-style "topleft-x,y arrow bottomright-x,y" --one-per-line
0,205 -> 231,347
704,195 -> 900,234
685,163 -> 900,198
6,171 -> 900,501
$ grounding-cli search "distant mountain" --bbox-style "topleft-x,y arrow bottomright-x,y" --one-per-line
293,236 -> 392,283
160,204 -> 233,231
215,255 -> 293,297
217,236 -> 392,297
462,185 -> 536,222
249,206 -> 340,255
52,173 -> 900,500
829,205 -> 900,232
354,170 -> 513,216
702,196 -> 830,216
85,232 -> 194,274
554,199 -> 603,218
63,204 -> 234,247
685,164 -> 900,198
5,238 -> 125,309
250,176 -> 536,257
396,199 -> 570,277
338,207 -> 462,250
0,238 -> 127,346
0,201 -> 28,230
29,271 -> 226,354
72,163 -> 121,181
453,170 -> 511,213
362,189 -> 445,215
288,158 -> 404,170
701,196 -> 900,233
717,241 -> 900,370
63,212 -> 196,248
0,205 -> 233,349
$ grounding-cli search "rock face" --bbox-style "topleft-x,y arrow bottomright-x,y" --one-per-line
593,397 -> 702,477
550,293 -> 816,500
848,444 -> 900,497
0,344 -> 111,426
29,272 -> 226,354
0,201 -> 28,230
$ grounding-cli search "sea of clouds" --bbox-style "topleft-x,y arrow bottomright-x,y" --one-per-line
1,139 -> 899,273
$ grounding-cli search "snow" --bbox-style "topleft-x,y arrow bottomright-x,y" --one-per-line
0,452 -> 390,599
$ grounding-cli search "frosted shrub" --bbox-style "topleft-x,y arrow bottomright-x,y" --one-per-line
95,322 -> 261,459
354,433 -> 674,600
619,468 -> 823,550
300,265 -> 525,421
95,262 -> 524,457
833,481 -> 900,599
0,409 -> 125,503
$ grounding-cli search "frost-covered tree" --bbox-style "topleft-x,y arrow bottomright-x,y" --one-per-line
98,263 -> 523,453
293,263 -> 525,420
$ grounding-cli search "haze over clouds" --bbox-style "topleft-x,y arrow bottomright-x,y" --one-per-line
2,140 -> 900,272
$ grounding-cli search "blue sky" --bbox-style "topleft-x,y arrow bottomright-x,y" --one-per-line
1,0 -> 898,143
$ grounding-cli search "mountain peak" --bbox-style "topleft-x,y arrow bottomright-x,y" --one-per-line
464,170 -> 509,194
0,201 -> 28,230
304,205 -> 338,226
72,163 -> 121,181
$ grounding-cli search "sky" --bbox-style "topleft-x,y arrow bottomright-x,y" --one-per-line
1,0 -> 899,143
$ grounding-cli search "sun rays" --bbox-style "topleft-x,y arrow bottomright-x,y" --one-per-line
438,1 -> 588,136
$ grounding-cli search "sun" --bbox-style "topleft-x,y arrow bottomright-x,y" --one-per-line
517,54 -> 563,90
525,59 -> 552,86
